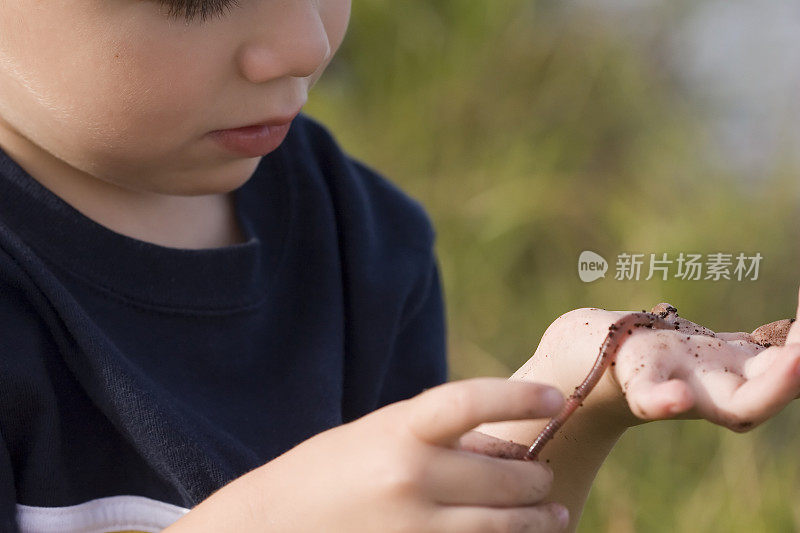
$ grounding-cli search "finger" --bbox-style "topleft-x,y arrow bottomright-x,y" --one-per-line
406,378 -> 565,447
739,345 -> 798,408
743,345 -> 783,378
786,284 -> 800,398
625,375 -> 695,419
786,285 -> 800,345
727,343 -> 800,427
715,332 -> 754,343
614,337 -> 685,419
420,446 -> 553,506
431,502 -> 569,533
457,430 -> 530,460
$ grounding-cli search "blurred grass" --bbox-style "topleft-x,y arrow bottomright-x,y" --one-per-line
305,1 -> 800,530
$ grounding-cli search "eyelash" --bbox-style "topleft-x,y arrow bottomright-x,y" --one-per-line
158,0 -> 242,24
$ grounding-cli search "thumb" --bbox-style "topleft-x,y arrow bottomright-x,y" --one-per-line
786,284 -> 800,346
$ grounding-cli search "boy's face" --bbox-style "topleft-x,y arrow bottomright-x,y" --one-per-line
0,0 -> 351,195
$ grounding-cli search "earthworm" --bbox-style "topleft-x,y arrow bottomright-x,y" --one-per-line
523,303 -> 794,461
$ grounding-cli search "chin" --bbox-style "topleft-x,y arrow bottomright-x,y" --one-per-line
152,161 -> 259,196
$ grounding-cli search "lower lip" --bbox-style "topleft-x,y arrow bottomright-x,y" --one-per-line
207,121 -> 293,157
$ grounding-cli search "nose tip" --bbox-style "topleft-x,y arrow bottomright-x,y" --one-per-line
237,4 -> 332,83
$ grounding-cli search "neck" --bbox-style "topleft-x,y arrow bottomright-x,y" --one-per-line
0,129 -> 246,250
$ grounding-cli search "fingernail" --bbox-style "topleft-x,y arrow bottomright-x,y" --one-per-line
544,388 -> 565,411
553,504 -> 570,528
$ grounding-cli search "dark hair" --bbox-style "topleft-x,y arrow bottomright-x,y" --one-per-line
157,0 -> 242,24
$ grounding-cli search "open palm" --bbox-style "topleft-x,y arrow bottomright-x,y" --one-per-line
611,293 -> 800,432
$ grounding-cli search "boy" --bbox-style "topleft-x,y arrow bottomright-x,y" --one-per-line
1,1 -> 799,532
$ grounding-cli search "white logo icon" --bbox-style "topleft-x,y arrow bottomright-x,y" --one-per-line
578,251 -> 608,282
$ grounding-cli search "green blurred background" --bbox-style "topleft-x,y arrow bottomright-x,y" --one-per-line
305,1 -> 800,530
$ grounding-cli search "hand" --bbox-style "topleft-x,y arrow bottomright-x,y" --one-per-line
613,290 -> 800,432
523,288 -> 800,434
163,378 -> 571,533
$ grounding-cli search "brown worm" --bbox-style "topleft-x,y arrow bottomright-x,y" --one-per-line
523,304 -> 794,462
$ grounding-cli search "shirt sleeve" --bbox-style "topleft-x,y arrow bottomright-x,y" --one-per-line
375,253 -> 449,409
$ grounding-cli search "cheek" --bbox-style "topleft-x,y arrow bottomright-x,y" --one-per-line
314,0 -> 351,77
72,37 -> 219,159
0,4 -> 215,159
0,5 -> 93,138
322,0 -> 352,48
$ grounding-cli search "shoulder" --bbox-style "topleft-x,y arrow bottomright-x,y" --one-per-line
0,239 -> 56,432
0,238 -> 56,356
283,112 -> 436,254
0,221 -> 68,373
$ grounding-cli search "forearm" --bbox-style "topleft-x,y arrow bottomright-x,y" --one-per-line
474,351 -> 628,532
475,406 -> 624,531
162,467 -> 267,533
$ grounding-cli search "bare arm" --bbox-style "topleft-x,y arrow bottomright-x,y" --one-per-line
474,332 -> 627,533
476,295 -> 800,533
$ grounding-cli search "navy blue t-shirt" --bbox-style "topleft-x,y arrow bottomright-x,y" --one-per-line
0,112 -> 448,532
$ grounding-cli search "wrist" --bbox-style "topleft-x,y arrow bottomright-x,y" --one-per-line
529,348 -> 641,436
475,378 -> 627,533
527,314 -> 650,433
582,364 -> 647,431
476,359 -> 630,446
